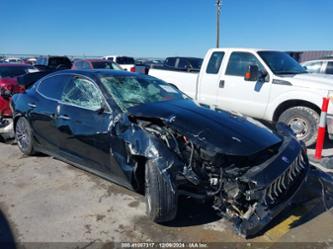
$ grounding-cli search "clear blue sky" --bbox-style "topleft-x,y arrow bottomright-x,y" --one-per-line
1,0 -> 332,57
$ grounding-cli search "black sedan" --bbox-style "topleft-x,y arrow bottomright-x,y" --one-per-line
11,70 -> 309,237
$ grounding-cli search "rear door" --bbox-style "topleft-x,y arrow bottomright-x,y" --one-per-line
57,75 -> 113,174
217,51 -> 271,118
196,51 -> 225,106
31,74 -> 70,152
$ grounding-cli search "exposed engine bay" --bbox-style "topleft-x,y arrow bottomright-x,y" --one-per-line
121,113 -> 310,237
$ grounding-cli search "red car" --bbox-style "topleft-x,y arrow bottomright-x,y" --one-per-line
0,64 -> 38,140
71,59 -> 123,70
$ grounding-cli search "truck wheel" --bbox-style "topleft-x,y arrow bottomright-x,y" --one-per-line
278,106 -> 319,146
15,117 -> 35,155
145,160 -> 177,223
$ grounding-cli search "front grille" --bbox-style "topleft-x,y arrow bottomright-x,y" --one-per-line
265,152 -> 307,206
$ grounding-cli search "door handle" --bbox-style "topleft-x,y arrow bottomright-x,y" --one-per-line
58,115 -> 70,120
28,103 -> 37,108
219,80 -> 225,88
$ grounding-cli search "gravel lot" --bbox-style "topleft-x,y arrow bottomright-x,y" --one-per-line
0,141 -> 332,246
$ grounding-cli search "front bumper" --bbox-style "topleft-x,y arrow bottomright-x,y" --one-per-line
234,137 -> 309,238
0,118 -> 15,140
327,114 -> 333,140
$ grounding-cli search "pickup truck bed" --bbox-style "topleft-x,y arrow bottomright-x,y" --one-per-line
149,68 -> 198,98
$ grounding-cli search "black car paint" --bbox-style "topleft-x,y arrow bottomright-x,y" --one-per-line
127,100 -> 282,157
12,69 -> 310,237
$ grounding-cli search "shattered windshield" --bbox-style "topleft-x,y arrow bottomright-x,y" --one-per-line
99,75 -> 188,110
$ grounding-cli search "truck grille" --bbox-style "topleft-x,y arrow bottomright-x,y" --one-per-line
265,152 -> 307,206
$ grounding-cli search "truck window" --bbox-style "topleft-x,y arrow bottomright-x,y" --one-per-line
226,52 -> 263,76
178,59 -> 189,69
165,58 -> 176,67
326,62 -> 333,74
206,52 -> 225,74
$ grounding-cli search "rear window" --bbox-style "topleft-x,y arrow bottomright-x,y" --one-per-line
48,57 -> 72,69
0,66 -> 36,78
115,57 -> 135,65
92,61 -> 123,70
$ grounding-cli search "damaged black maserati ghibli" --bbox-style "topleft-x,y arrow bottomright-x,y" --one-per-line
12,70 -> 310,237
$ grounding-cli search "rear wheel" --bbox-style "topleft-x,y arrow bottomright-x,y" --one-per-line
15,117 -> 35,155
278,106 -> 319,146
145,160 -> 177,223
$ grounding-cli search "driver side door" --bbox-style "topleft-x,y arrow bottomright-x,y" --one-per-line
56,75 -> 113,174
218,52 -> 271,119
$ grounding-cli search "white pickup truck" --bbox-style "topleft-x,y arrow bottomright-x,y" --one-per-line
149,48 -> 333,146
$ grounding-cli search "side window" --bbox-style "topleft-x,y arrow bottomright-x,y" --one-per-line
165,58 -> 176,67
61,77 -> 103,110
206,52 -> 225,74
305,62 -> 323,73
178,59 -> 189,69
37,75 -> 70,100
326,62 -> 333,74
226,52 -> 264,76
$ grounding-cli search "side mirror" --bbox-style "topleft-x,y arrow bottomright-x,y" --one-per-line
244,65 -> 259,81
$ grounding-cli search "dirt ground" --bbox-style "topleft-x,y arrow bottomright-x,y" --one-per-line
0,141 -> 333,248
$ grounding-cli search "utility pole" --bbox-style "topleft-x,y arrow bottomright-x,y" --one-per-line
216,0 -> 222,48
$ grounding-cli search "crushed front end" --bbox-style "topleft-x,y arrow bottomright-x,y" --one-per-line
210,137 -> 309,237
124,101 -> 310,237
169,130 -> 309,238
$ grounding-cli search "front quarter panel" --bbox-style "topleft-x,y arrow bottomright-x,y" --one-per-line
265,87 -> 325,121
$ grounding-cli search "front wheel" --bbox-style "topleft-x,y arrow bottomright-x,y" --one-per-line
278,106 -> 319,147
15,117 -> 35,155
145,160 -> 178,223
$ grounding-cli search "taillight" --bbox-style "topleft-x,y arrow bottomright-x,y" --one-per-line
130,66 -> 136,72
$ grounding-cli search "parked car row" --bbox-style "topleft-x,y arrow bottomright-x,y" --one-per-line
0,64 -> 39,140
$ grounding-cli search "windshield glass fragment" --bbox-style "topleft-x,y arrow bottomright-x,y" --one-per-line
100,75 -> 188,110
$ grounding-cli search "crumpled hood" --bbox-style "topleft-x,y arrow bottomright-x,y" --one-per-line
279,73 -> 333,90
128,99 -> 282,156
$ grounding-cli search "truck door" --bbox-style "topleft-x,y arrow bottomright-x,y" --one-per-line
196,51 -> 225,106
218,51 -> 271,119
